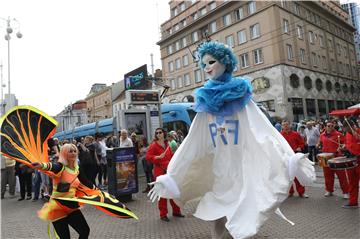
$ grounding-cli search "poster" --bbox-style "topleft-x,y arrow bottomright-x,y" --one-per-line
114,147 -> 138,195
125,113 -> 146,135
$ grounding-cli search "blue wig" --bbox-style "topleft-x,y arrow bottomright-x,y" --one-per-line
197,41 -> 238,74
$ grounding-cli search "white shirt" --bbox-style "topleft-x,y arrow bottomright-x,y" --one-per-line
119,137 -> 133,148
304,127 -> 320,146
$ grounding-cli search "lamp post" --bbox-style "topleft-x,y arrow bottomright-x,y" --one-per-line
2,16 -> 22,96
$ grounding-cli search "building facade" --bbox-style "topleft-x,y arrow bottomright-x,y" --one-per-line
341,2 -> 360,64
54,100 -> 88,132
85,84 -> 112,123
158,0 -> 359,122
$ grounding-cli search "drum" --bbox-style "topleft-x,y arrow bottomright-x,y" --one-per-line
317,153 -> 334,167
328,157 -> 358,170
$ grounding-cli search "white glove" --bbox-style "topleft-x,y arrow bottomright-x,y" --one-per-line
288,152 -> 315,186
147,174 -> 180,203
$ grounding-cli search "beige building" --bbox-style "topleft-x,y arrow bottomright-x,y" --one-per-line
85,83 -> 112,123
158,0 -> 359,122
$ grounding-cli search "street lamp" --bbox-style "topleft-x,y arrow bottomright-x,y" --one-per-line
1,16 -> 22,96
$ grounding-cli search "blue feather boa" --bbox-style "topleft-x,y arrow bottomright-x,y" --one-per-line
194,73 -> 252,117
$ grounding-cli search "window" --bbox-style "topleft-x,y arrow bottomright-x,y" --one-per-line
200,7 -> 207,16
225,35 -> 234,48
337,43 -> 341,56
306,99 -> 316,118
237,29 -> 247,44
223,14 -> 231,27
175,41 -> 180,51
309,31 -> 314,44
168,45 -> 173,54
209,2 -> 216,10
182,55 -> 189,66
193,12 -> 198,20
343,46 -> 347,58
177,76 -> 183,88
240,53 -> 249,68
192,31 -> 199,42
175,58 -> 181,70
236,7 -> 244,20
179,2 -> 186,12
194,69 -> 202,83
304,76 -> 312,90
290,74 -> 300,88
297,25 -> 303,39
322,56 -> 327,69
286,44 -> 293,60
184,73 -> 191,86
210,21 -> 217,33
253,48 -> 263,64
180,19 -> 187,27
174,24 -> 179,32
294,3 -> 300,15
248,1 -> 256,14
182,37 -> 187,47
319,35 -> 324,47
300,48 -> 306,64
328,39 -> 333,50
250,23 -> 260,39
311,52 -> 317,66
168,61 -> 174,72
170,79 -> 176,90
283,19 -> 289,34
172,8 -> 178,17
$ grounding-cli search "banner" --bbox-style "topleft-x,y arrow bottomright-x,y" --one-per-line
113,147 -> 138,195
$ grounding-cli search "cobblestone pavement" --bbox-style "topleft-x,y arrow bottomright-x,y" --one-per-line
1,166 -> 359,239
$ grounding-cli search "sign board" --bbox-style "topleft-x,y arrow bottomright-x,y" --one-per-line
113,147 -> 138,195
124,64 -> 150,90
126,90 -> 160,105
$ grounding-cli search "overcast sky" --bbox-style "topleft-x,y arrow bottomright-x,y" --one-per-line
0,0 -> 169,116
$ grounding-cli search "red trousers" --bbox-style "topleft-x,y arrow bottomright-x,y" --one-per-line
289,177 -> 305,195
346,159 -> 359,205
158,198 -> 181,218
323,167 -> 349,193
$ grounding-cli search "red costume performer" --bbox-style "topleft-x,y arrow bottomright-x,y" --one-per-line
318,122 -> 349,197
281,121 -> 307,197
344,127 -> 360,208
146,128 -> 182,221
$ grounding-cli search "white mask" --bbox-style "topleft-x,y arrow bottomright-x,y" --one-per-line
202,54 -> 226,80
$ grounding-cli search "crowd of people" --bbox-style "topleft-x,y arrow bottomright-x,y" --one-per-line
1,128 -> 185,202
275,115 -> 360,209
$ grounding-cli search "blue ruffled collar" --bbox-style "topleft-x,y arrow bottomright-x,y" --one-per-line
194,72 -> 252,119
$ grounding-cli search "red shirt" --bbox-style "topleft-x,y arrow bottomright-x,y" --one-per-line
319,130 -> 344,153
146,140 -> 173,177
281,130 -> 305,152
345,128 -> 360,156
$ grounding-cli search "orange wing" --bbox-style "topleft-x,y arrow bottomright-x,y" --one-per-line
0,106 -> 57,169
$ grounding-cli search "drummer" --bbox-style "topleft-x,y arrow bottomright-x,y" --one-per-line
342,120 -> 360,209
281,120 -> 309,198
317,120 -> 349,199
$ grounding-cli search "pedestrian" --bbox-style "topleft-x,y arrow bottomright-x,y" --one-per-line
83,136 -> 99,185
317,120 -> 349,198
342,119 -> 360,208
1,155 -> 16,199
148,41 -> 315,238
304,121 -> 320,162
139,136 -> 153,193
98,135 -> 109,189
146,128 -> 184,222
167,131 -> 178,153
15,161 -> 33,201
281,120 -> 309,198
119,129 -> 133,148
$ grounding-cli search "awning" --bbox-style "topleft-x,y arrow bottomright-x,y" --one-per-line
329,108 -> 360,117
348,103 -> 360,109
